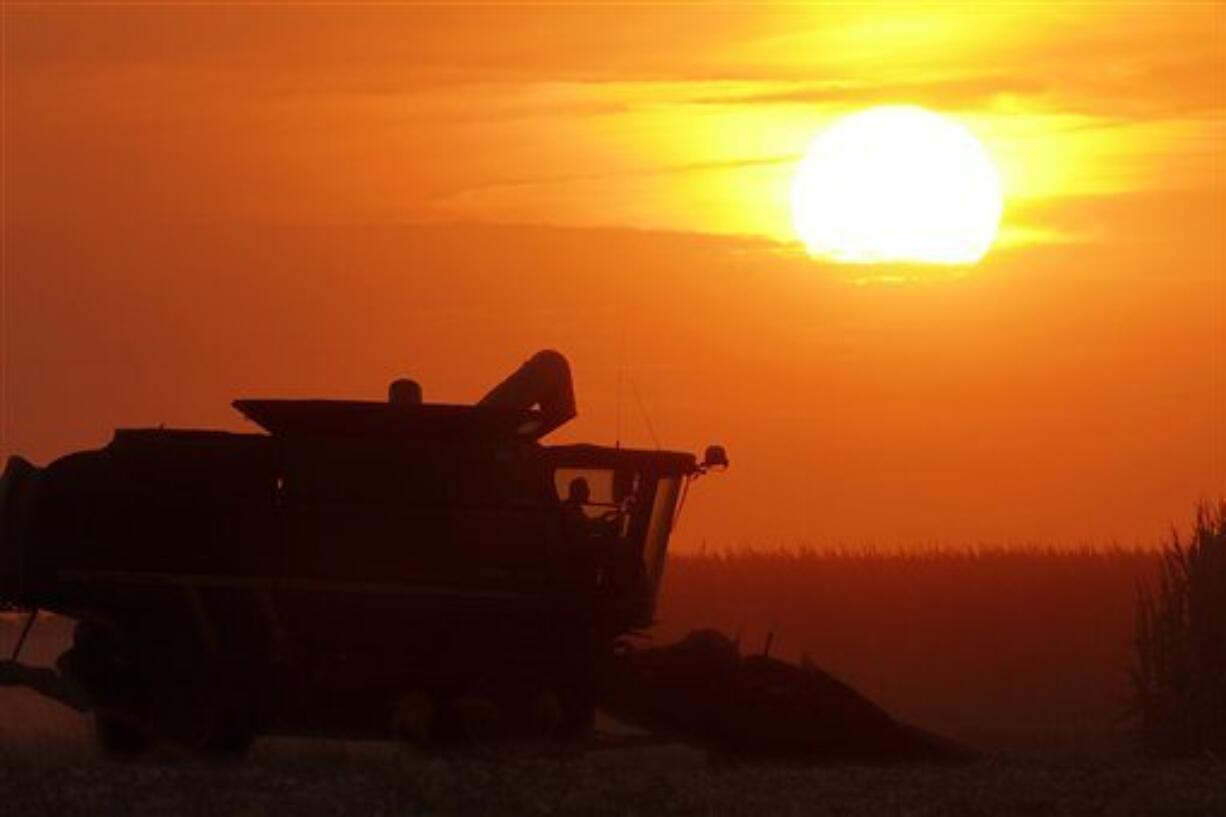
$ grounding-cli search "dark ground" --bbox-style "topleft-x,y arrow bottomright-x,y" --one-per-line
1,681 -> 1222,817
0,734 -> 1222,817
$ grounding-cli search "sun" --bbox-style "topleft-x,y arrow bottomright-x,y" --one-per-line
791,106 -> 1003,266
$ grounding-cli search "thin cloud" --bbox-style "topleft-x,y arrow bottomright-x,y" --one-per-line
434,154 -> 797,202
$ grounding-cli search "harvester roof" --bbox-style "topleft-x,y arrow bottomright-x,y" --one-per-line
544,444 -> 697,476
232,349 -> 579,443
232,399 -> 551,441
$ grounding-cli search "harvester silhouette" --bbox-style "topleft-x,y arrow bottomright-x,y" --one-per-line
0,351 -> 963,760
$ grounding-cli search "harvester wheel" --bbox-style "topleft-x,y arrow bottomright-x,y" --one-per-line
147,660 -> 257,759
60,621 -> 152,759
192,692 -> 258,758
64,621 -> 256,758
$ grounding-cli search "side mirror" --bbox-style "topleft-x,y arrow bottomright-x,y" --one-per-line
700,444 -> 730,471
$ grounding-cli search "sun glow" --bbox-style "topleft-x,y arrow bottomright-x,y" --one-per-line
791,106 -> 1003,265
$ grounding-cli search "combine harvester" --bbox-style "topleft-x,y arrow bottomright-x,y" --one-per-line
0,351 -> 964,761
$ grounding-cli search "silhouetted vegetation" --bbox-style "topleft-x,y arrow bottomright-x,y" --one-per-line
1132,500 -> 1226,757
658,546 -> 1160,751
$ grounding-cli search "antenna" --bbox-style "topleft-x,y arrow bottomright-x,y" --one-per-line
628,374 -> 661,450
615,324 -> 626,449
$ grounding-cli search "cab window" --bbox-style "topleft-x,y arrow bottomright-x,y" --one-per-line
554,467 -> 642,537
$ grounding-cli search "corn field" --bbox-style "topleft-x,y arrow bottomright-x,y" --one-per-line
1132,500 -> 1226,756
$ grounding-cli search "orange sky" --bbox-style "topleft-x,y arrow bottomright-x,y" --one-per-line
2,4 -> 1223,548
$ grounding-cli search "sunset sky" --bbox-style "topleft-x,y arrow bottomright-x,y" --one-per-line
2,3 -> 1223,548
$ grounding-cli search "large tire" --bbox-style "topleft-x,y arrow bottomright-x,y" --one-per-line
63,620 -> 257,759
182,689 -> 257,759
59,621 -> 152,759
144,658 -> 258,759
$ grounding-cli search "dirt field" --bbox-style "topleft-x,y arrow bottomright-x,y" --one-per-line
0,732 -> 1221,817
